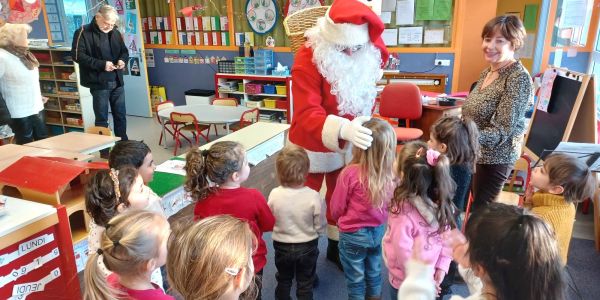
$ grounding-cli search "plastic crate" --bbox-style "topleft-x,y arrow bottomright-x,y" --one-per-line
263,85 -> 276,94
263,98 -> 277,108
234,57 -> 254,63
245,83 -> 262,94
255,68 -> 270,75
275,100 -> 287,109
238,84 -> 245,92
218,60 -> 235,73
275,85 -> 286,95
246,100 -> 263,108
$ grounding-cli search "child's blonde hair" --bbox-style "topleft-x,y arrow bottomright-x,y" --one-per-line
543,153 -> 596,202
430,116 -> 480,170
350,118 -> 397,208
392,141 -> 457,233
0,23 -> 31,47
185,141 -> 246,200
167,215 -> 257,300
276,144 -> 309,187
84,210 -> 170,300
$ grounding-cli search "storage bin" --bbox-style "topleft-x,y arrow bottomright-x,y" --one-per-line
185,89 -> 215,105
275,85 -> 286,95
245,83 -> 262,94
246,100 -> 263,108
218,60 -> 235,73
238,84 -> 245,92
263,98 -> 277,108
263,85 -> 276,94
275,100 -> 287,109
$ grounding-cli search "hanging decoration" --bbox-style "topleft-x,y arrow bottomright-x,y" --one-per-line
8,0 -> 40,23
246,0 -> 278,35
180,5 -> 205,17
284,0 -> 322,17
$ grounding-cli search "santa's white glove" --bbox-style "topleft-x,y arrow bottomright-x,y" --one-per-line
340,116 -> 373,150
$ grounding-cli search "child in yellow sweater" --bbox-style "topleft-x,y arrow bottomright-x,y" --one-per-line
525,153 -> 596,264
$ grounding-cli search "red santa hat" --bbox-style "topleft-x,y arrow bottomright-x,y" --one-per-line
318,0 -> 389,63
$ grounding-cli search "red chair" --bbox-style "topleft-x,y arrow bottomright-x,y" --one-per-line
156,101 -> 176,146
230,108 -> 259,132
170,112 -> 211,155
379,83 -> 423,142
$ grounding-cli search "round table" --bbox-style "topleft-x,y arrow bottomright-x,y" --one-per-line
158,104 -> 251,147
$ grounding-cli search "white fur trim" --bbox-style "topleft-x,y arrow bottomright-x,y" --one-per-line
327,224 -> 339,241
318,10 -> 370,47
410,195 -> 439,228
322,115 -> 349,153
307,148 -> 346,173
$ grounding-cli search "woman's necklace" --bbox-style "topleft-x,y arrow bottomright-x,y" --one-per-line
490,59 -> 515,73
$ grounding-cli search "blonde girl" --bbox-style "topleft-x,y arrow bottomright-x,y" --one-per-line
84,210 -> 173,300
383,141 -> 456,299
185,141 -> 274,296
85,167 -> 164,288
330,118 -> 397,300
167,215 -> 257,300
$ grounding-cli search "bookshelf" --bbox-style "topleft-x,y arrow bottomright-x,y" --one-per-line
31,47 -> 94,135
214,73 -> 293,123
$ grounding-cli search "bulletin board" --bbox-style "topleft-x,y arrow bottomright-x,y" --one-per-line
380,0 -> 455,49
524,67 -> 597,161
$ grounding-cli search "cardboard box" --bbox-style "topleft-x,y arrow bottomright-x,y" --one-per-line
142,17 -> 148,31
179,32 -> 187,45
203,32 -> 211,46
211,16 -> 220,31
148,17 -> 155,30
164,16 -> 171,30
150,31 -> 159,44
220,16 -> 228,31
202,16 -> 212,31
185,16 -> 194,31
177,17 -> 184,31
193,17 -> 200,31
235,32 -> 245,46
143,31 -> 150,44
157,31 -> 163,44
244,32 -> 254,46
221,32 -> 230,46
195,32 -> 202,45
156,17 -> 163,30
165,31 -> 173,44
187,32 -> 195,45
212,32 -> 221,46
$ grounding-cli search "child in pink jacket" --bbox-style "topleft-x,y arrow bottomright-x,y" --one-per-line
383,141 -> 456,299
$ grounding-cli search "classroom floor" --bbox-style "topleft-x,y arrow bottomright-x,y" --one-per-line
112,115 -> 600,299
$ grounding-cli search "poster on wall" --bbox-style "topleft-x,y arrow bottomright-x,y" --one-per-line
125,12 -> 137,34
145,49 -> 155,68
7,0 -> 41,23
114,0 -> 124,14
129,57 -> 140,76
246,0 -> 278,34
125,0 -> 136,10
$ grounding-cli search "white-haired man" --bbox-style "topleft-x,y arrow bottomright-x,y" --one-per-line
289,0 -> 389,269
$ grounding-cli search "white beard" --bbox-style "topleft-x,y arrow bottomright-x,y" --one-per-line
305,25 -> 383,116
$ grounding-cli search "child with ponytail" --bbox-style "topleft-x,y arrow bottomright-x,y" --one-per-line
383,141 -> 456,299
84,210 -> 173,300
185,141 -> 275,297
85,167 -> 164,288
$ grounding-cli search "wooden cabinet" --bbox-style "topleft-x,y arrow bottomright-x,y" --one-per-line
214,73 -> 293,123
31,48 -> 94,135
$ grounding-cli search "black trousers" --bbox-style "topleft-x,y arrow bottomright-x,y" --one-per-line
273,239 -> 319,300
471,163 -> 513,211
10,112 -> 48,145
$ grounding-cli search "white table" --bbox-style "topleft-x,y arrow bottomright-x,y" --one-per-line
158,104 -> 250,147
25,132 -> 120,155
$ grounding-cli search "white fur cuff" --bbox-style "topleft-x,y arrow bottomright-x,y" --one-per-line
322,115 -> 349,153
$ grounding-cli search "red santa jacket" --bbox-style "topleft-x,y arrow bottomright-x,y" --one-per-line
290,46 -> 369,173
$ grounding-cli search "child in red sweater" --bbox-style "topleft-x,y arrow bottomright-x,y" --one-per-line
185,141 -> 275,297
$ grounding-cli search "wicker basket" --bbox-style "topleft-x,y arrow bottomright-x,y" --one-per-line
283,6 -> 330,53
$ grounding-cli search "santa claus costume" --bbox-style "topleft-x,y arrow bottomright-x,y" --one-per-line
289,0 -> 389,267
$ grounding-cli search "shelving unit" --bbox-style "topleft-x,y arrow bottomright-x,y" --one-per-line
31,47 -> 94,135
214,73 -> 293,123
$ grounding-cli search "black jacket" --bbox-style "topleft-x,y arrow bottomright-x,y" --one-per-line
72,19 -> 129,89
